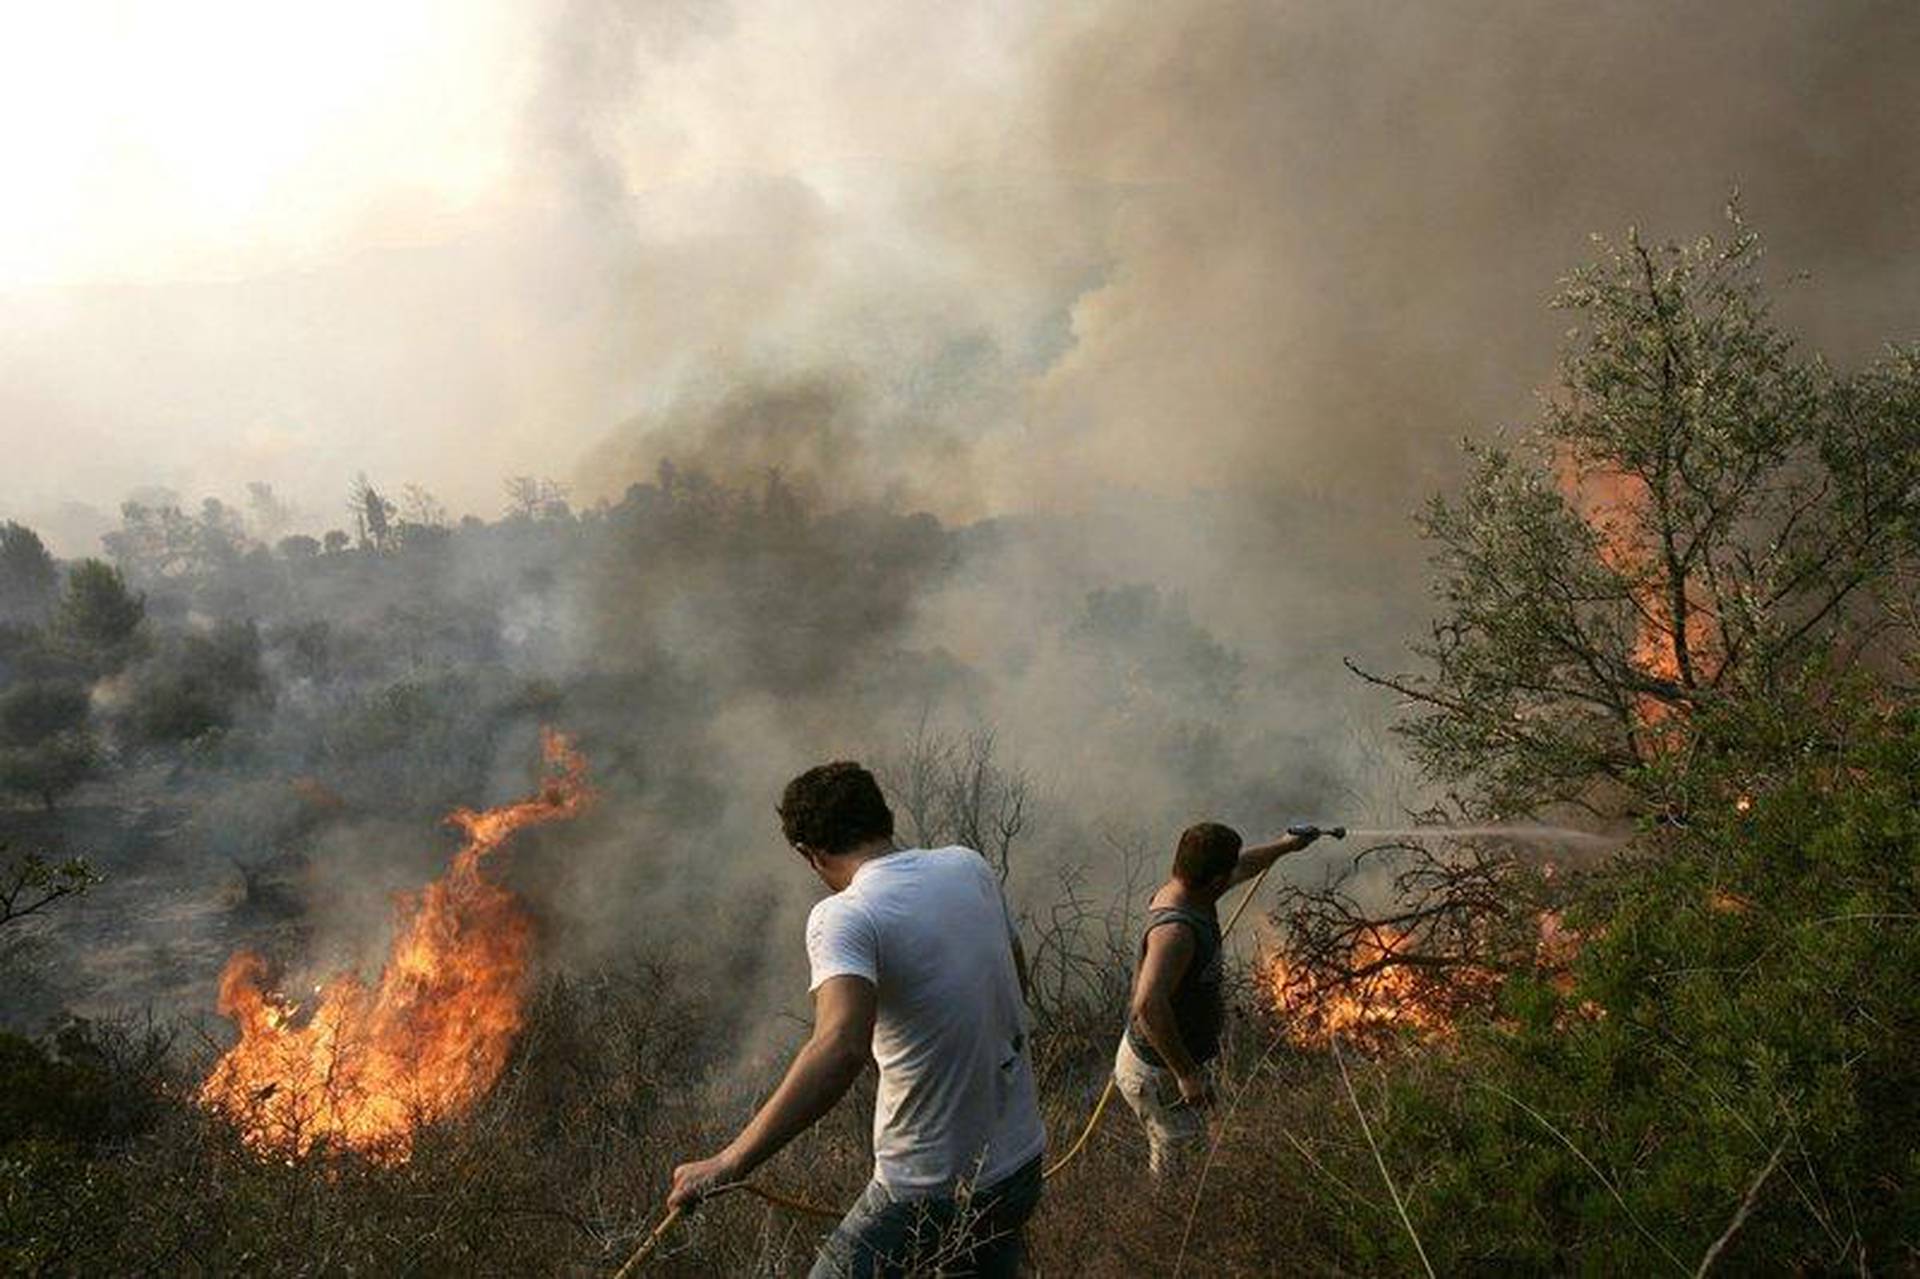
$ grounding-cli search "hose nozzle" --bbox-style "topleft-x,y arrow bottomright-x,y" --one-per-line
1287,823 -> 1347,841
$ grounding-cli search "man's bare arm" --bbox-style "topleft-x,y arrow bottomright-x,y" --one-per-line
1130,924 -> 1201,1085
1224,828 -> 1318,889
668,975 -> 875,1207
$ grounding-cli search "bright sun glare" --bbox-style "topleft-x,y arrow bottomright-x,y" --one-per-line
0,2 -> 520,287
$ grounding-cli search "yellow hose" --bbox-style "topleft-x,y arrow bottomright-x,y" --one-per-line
612,1205 -> 680,1279
614,859 -> 1283,1273
737,1182 -> 843,1219
613,1182 -> 842,1276
1036,858 -> 1275,1181
1220,857 -> 1280,938
1041,1075 -> 1117,1178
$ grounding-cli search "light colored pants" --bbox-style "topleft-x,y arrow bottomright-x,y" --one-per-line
1113,1035 -> 1209,1179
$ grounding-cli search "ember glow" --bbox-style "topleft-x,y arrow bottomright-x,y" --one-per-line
1535,910 -> 1584,995
1256,927 -> 1486,1052
199,730 -> 593,1159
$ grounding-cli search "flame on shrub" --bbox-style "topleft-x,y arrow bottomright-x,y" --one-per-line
199,729 -> 593,1160
1255,926 -> 1492,1052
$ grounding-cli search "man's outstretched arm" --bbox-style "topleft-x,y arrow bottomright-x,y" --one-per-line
1224,828 -> 1320,888
668,975 -> 876,1208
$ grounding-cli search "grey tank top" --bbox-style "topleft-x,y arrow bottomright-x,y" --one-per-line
1124,903 -> 1225,1068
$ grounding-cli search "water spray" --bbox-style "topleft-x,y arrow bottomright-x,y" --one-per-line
1338,824 -> 1622,852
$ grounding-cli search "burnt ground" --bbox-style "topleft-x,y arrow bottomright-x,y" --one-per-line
0,777 -> 311,1038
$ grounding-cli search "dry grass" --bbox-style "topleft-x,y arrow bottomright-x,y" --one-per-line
3,927 -> 1403,1277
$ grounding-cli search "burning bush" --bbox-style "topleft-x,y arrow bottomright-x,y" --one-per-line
1351,209 -> 1920,819
198,730 -> 592,1159
1255,924 -> 1495,1053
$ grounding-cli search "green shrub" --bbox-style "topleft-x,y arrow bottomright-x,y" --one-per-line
1288,707 -> 1920,1275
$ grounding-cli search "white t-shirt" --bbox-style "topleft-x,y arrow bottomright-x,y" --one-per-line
805,845 -> 1046,1194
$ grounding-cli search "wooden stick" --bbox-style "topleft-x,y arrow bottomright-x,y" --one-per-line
612,1206 -> 681,1279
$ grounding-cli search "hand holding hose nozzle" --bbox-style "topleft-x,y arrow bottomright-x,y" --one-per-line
1286,823 -> 1348,842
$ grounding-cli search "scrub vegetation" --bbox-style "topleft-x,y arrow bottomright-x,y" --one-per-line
4,218 -> 1919,1275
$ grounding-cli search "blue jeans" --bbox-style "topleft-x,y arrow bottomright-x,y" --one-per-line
808,1155 -> 1044,1278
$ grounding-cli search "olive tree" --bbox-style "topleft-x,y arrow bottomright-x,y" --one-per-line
1354,209 -> 1920,818
1289,211 -> 1920,1019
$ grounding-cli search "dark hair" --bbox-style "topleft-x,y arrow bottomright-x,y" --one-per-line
779,761 -> 895,856
1172,821 -> 1242,886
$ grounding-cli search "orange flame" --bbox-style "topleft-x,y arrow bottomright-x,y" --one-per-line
1707,887 -> 1752,915
1255,927 -> 1486,1052
1260,912 -> 1596,1048
1555,457 -> 1722,745
199,729 -> 593,1159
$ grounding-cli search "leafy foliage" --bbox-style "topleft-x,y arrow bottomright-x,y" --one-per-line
0,732 -> 96,811
1357,209 -> 1920,817
0,682 -> 98,810
102,497 -> 250,581
0,523 -> 58,624
1291,215 -> 1920,1275
121,619 -> 268,745
1285,704 -> 1920,1275
1071,583 -> 1245,710
0,848 -> 102,929
53,560 -> 145,675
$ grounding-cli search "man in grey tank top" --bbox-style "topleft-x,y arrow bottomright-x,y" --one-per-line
1115,821 -> 1322,1177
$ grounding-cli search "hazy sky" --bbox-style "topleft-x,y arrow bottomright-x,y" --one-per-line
4,1 -> 1917,554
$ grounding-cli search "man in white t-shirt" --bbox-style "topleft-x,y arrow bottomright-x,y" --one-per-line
669,761 -> 1046,1277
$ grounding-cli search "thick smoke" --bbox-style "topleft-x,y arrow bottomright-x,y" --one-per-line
9,3 -> 1917,540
